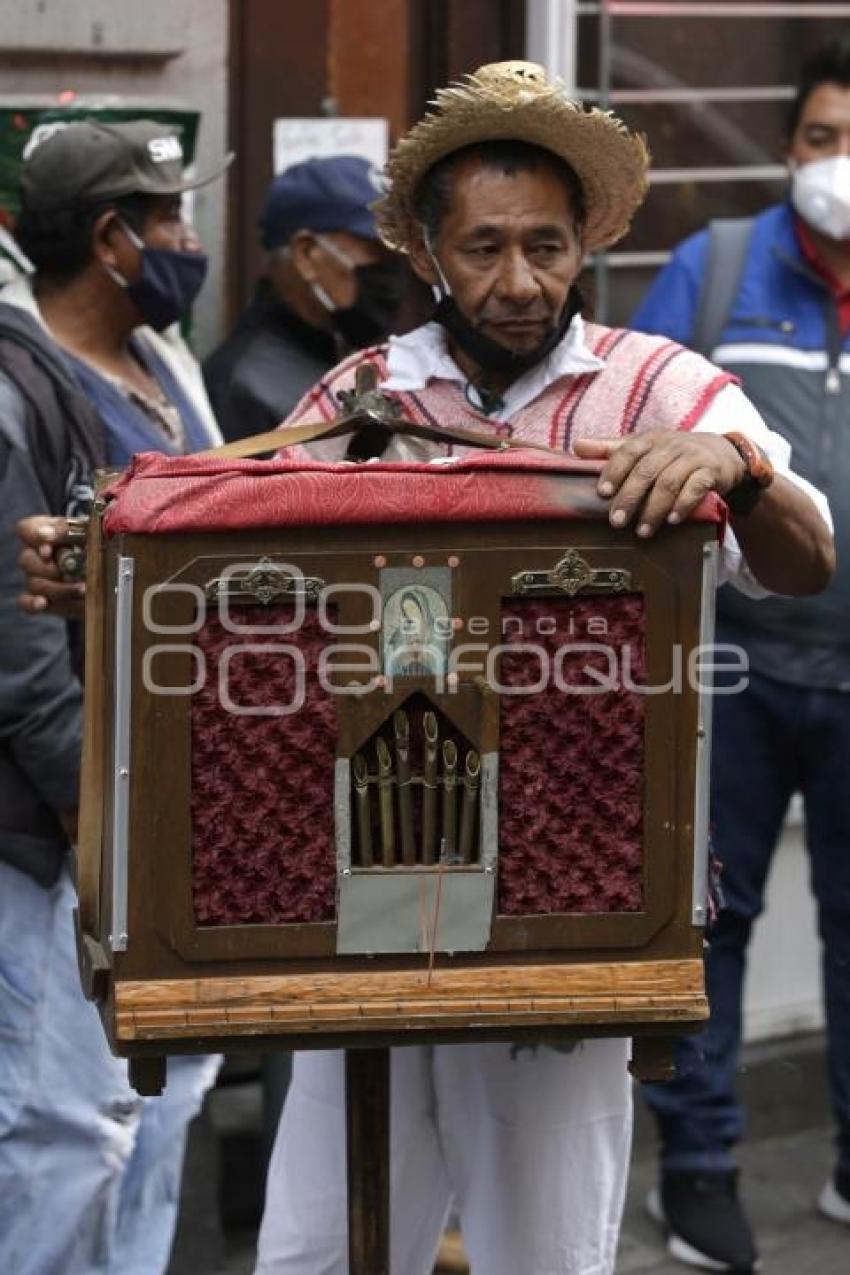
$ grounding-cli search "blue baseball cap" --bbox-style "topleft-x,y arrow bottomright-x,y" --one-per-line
258,154 -> 384,250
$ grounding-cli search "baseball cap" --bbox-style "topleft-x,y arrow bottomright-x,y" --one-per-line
258,155 -> 384,251
20,119 -> 233,213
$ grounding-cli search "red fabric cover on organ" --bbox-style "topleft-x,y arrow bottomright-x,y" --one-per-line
102,448 -> 726,534
192,605 -> 337,926
497,597 -> 645,915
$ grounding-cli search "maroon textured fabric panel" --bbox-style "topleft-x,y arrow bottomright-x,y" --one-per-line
191,605 -> 337,925
102,448 -> 726,535
497,597 -> 645,915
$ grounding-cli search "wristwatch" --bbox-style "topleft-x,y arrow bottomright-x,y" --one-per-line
722,431 -> 775,515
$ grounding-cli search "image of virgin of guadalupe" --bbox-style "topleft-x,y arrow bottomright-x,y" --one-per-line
383,585 -> 450,678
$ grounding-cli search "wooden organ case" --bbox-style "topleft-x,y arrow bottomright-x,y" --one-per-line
76,439 -> 717,1101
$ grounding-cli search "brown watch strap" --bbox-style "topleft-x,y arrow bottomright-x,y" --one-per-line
723,431 -> 775,489
722,431 -> 775,515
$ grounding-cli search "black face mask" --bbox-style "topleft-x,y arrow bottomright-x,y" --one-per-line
433,284 -> 584,378
331,259 -> 407,349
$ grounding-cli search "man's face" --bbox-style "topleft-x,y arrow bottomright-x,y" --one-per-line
413,156 -> 583,355
788,82 -> 850,168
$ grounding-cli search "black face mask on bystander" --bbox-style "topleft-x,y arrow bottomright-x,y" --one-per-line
330,259 -> 407,348
310,236 -> 406,349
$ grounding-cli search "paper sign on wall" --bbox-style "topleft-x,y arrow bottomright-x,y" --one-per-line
272,117 -> 388,176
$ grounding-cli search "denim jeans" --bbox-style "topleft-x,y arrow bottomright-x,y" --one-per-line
0,860 -> 221,1274
645,667 -> 850,1177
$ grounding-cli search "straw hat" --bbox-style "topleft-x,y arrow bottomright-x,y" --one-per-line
375,60 -> 650,254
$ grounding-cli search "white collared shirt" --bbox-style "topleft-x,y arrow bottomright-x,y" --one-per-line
383,314 -> 605,419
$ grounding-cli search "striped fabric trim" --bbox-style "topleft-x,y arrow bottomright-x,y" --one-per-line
556,328 -> 629,449
549,373 -> 593,449
622,342 -> 682,435
678,373 -> 738,433
402,388 -> 445,431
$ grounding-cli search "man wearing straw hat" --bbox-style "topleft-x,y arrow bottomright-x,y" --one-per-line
253,62 -> 833,1275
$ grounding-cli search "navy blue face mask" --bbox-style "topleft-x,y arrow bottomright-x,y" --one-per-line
108,221 -> 209,332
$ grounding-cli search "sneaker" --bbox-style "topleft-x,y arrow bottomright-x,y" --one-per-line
818,1170 -> 850,1225
646,1169 -> 760,1272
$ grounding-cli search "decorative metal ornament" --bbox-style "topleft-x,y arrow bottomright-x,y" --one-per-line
336,381 -> 404,426
205,557 -> 325,605
511,548 -> 631,598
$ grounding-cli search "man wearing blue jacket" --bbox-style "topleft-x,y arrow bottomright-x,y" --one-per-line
633,37 -> 850,1274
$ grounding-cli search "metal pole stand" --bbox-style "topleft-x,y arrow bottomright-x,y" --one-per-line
346,1046 -> 391,1274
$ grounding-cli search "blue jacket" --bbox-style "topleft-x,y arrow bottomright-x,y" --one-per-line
633,201 -> 850,689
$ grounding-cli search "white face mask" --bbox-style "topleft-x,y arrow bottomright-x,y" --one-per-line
790,155 -> 850,241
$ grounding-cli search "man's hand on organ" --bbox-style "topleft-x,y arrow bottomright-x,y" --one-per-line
573,432 -> 746,537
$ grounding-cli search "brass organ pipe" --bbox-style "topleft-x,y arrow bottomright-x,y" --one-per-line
458,749 -> 481,864
375,737 -> 396,868
352,753 -> 372,867
421,712 -> 439,864
441,740 -> 458,860
393,710 -> 415,866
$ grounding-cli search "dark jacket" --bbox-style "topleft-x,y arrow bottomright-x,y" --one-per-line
0,305 -> 104,886
633,202 -> 849,689
203,281 -> 338,442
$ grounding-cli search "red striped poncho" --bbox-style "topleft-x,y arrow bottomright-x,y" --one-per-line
280,321 -> 735,457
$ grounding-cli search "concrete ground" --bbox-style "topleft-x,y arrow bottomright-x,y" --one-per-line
168,1033 -> 848,1274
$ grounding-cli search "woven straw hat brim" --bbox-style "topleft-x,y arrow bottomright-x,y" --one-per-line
375,77 -> 649,254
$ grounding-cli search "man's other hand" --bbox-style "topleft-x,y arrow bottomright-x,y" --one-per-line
16,516 -> 87,619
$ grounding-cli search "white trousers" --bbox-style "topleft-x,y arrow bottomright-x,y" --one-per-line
255,1038 -> 632,1275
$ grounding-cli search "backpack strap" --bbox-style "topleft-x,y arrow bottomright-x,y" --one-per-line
691,217 -> 754,356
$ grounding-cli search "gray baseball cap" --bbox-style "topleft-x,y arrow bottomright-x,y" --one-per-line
20,119 -> 233,212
